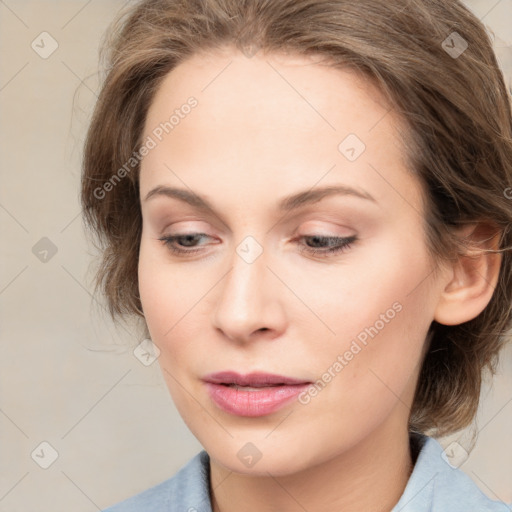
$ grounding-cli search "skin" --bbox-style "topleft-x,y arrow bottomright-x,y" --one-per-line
137,48 -> 500,512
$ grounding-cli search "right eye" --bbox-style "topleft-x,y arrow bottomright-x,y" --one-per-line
158,233 -> 213,255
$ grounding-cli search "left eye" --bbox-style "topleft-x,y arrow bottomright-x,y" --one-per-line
297,234 -> 357,257
158,233 -> 357,258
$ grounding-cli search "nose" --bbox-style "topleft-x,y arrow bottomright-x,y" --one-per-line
211,244 -> 287,344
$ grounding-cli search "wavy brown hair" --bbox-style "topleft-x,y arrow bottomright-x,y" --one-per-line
81,0 -> 512,437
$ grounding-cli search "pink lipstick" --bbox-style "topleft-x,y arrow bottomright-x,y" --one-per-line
203,371 -> 311,417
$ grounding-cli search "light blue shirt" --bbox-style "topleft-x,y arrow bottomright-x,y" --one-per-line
103,434 -> 511,511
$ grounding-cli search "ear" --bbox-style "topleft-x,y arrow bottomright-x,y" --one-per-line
433,222 -> 502,326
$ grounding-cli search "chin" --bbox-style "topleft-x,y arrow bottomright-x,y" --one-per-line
204,436 -> 322,477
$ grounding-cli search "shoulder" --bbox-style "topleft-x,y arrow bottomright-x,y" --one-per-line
101,450 -> 212,512
392,434 -> 511,512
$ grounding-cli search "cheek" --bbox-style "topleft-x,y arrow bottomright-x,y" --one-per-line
299,232 -> 436,408
138,234 -> 199,339
293,230 -> 434,343
138,241 -> 203,417
137,234 -> 216,399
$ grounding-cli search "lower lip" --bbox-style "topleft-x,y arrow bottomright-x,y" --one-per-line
204,382 -> 310,417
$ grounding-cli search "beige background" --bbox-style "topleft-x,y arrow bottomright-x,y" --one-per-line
0,1 -> 511,510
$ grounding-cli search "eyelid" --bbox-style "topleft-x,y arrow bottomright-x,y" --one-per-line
295,219 -> 356,237
158,218 -> 357,244
148,201 -> 371,232
157,219 -> 216,236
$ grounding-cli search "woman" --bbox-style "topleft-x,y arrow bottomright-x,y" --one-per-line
81,0 -> 512,510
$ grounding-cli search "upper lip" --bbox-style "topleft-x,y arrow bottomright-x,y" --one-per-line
203,371 -> 310,387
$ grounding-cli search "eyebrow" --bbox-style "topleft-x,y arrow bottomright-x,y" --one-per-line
143,184 -> 377,213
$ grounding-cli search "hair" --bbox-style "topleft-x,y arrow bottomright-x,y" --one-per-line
81,0 -> 512,437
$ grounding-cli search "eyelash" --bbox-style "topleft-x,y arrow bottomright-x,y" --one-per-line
157,233 -> 357,258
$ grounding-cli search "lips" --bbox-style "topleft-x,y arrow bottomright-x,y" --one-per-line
203,371 -> 312,416
203,371 -> 310,387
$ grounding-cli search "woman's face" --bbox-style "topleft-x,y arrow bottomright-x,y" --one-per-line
138,49 -> 447,475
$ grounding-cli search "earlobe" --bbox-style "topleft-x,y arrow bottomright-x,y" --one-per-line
433,223 -> 502,326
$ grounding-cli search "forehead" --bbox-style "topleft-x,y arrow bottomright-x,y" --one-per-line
145,48 -> 395,134
140,48 -> 422,217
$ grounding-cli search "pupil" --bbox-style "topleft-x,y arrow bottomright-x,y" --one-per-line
183,234 -> 199,246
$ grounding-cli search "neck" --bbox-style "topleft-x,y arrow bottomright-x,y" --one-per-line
209,421 -> 414,512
